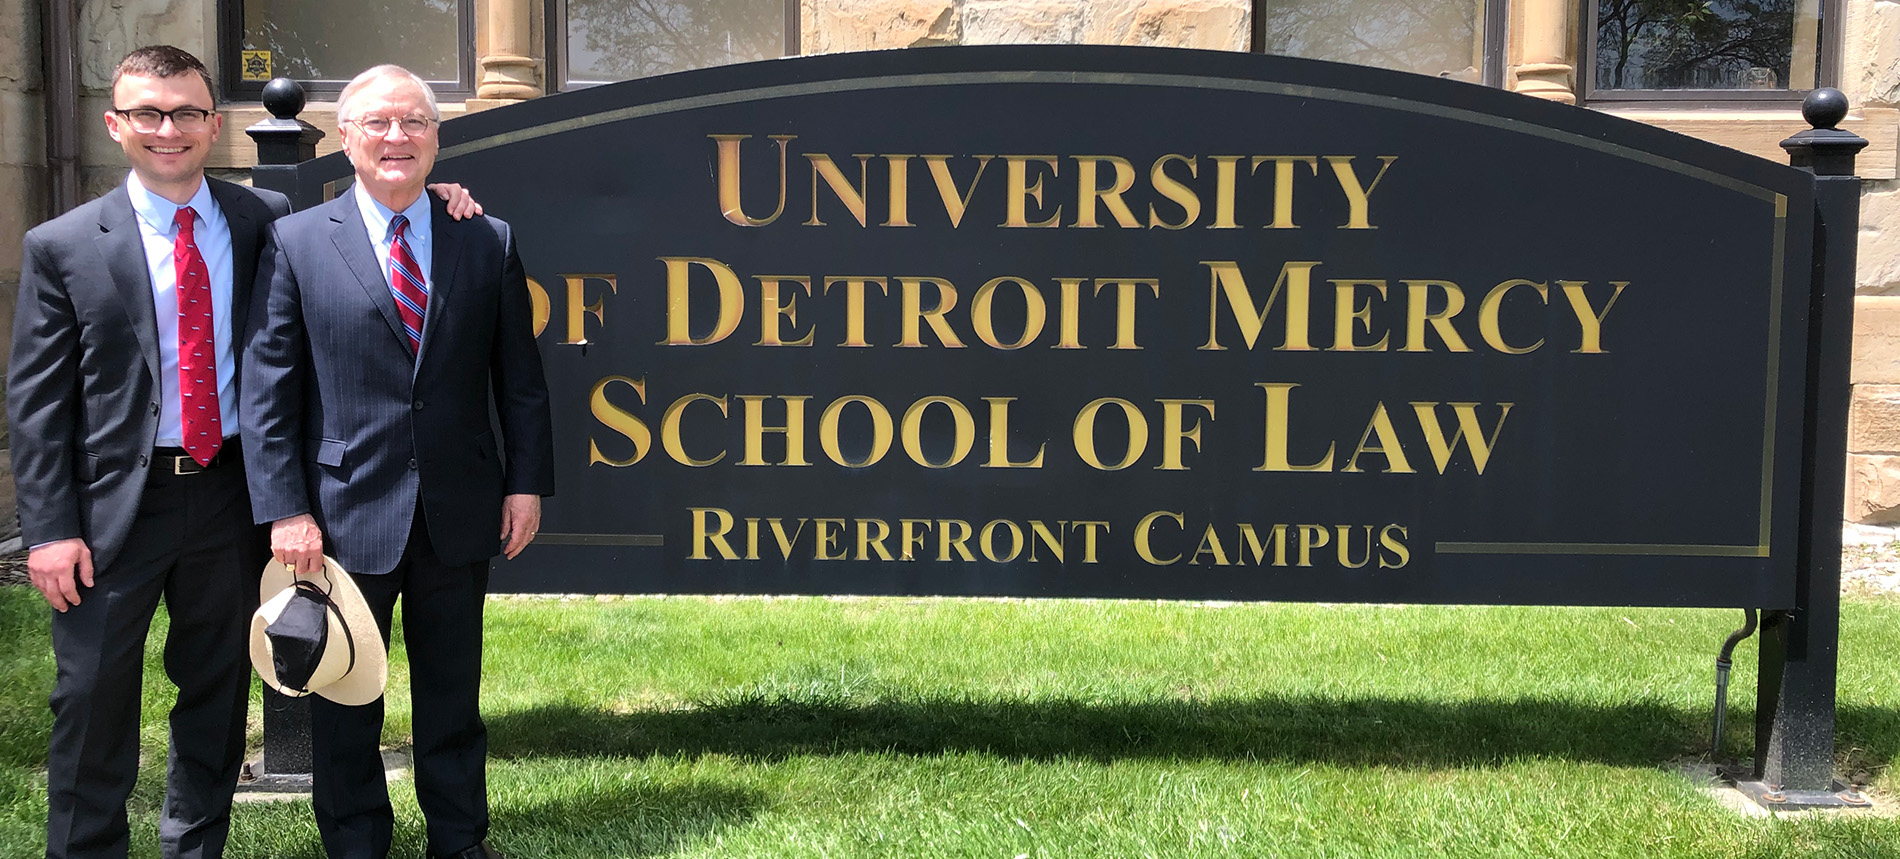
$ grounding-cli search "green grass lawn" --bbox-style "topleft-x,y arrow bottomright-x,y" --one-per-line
2,586 -> 1896,858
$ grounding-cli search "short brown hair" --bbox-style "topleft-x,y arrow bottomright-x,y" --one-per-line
111,45 -> 218,107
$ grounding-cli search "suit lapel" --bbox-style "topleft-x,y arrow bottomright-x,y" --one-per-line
326,194 -> 412,353
208,179 -> 261,339
421,198 -> 462,364
94,187 -> 162,385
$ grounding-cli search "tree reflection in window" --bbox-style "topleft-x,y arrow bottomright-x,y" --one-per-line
1594,0 -> 1822,90
567,0 -> 782,83
1255,0 -> 1485,80
241,0 -> 462,82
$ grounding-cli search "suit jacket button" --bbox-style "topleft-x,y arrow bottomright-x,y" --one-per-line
150,402 -> 159,415
137,455 -> 148,467
413,400 -> 424,411
409,459 -> 418,470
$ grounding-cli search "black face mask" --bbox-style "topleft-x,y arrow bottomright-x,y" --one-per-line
264,580 -> 356,693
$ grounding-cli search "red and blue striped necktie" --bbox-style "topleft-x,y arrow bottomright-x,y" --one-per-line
389,214 -> 428,353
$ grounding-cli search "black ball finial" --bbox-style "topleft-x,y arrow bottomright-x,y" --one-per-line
261,78 -> 307,120
1802,87 -> 1848,130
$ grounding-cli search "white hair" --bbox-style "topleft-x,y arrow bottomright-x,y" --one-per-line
336,64 -> 439,122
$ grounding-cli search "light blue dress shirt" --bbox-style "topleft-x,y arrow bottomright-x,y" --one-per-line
125,172 -> 237,446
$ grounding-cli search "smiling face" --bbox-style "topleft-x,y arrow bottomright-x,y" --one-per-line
340,76 -> 439,210
105,72 -> 221,204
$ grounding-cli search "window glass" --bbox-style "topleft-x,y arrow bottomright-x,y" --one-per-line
239,0 -> 462,82
566,0 -> 784,84
1257,0 -> 1487,80
1595,0 -> 1823,91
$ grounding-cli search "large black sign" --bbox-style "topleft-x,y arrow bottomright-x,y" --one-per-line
297,47 -> 1819,606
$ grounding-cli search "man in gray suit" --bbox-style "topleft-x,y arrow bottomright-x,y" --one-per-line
8,46 -> 284,859
241,64 -> 553,859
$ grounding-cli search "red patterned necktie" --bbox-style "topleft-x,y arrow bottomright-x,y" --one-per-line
174,206 -> 221,466
389,214 -> 428,353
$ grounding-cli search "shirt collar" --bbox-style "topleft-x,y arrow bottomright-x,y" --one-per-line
126,171 -> 215,234
352,182 -> 433,243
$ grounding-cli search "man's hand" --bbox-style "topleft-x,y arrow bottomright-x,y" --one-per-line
271,514 -> 326,576
499,494 -> 541,560
428,183 -> 484,220
28,538 -> 93,612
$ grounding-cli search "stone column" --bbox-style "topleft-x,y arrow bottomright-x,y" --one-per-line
1512,0 -> 1577,104
472,0 -> 541,110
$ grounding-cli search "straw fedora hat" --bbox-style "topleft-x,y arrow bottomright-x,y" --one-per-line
249,556 -> 387,706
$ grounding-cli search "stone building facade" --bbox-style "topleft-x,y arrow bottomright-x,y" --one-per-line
2,0 -> 1899,537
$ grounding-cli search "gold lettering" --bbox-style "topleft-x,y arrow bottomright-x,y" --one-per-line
1237,523 -> 1289,567
822,276 -> 889,347
899,518 -> 932,561
1379,524 -> 1411,568
563,274 -> 616,345
938,519 -> 976,561
754,276 -> 815,347
1095,278 -> 1159,350
1478,279 -> 1548,355
1336,524 -> 1373,568
856,518 -> 895,560
660,393 -> 727,466
660,257 -> 744,346
1072,520 -> 1110,563
1560,281 -> 1628,354
971,277 -> 1048,350
1323,155 -> 1397,229
1148,154 -> 1200,230
818,395 -> 894,468
588,375 -> 649,467
1401,280 -> 1470,352
1200,260 -> 1318,351
897,277 -> 966,348
711,133 -> 790,227
1054,277 -> 1086,349
1297,524 -> 1330,567
1252,156 -> 1320,229
737,395 -> 811,466
1002,155 -> 1061,228
901,397 -> 976,468
923,154 -> 994,228
1073,398 -> 1150,471
1256,382 -> 1334,472
979,520 -> 1024,562
813,518 -> 846,560
883,155 -> 914,227
1073,156 -> 1140,228
525,276 -> 550,337
804,153 -> 872,227
1134,510 -> 1185,565
1343,403 -> 1414,473
983,397 -> 1046,468
688,508 -> 739,560
1412,402 -> 1513,475
768,518 -> 808,559
1190,525 -> 1231,566
1209,156 -> 1243,229
1156,399 -> 1214,471
1028,521 -> 1065,562
1329,279 -> 1389,352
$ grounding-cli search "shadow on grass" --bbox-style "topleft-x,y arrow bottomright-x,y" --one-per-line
486,694 -> 1897,771
487,780 -> 761,858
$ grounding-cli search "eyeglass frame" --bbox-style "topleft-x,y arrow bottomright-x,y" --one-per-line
346,115 -> 439,138
112,106 -> 215,133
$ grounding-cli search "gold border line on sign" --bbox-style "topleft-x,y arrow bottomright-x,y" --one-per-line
438,70 -> 1795,562
534,533 -> 665,547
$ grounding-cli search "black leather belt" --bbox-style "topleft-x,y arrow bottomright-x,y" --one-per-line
152,440 -> 239,475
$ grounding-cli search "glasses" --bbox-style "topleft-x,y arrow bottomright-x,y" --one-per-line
349,116 -> 437,138
113,107 -> 212,133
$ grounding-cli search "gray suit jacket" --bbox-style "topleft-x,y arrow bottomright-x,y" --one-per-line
8,179 -> 290,571
240,192 -> 554,575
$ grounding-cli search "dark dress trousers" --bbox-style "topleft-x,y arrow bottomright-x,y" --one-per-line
240,192 -> 553,859
8,179 -> 289,859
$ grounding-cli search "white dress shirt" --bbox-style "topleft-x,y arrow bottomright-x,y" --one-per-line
126,172 -> 237,446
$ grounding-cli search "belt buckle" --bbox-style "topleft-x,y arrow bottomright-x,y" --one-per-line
172,455 -> 203,476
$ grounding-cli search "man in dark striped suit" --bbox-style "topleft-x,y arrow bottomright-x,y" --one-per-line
240,63 -> 553,859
